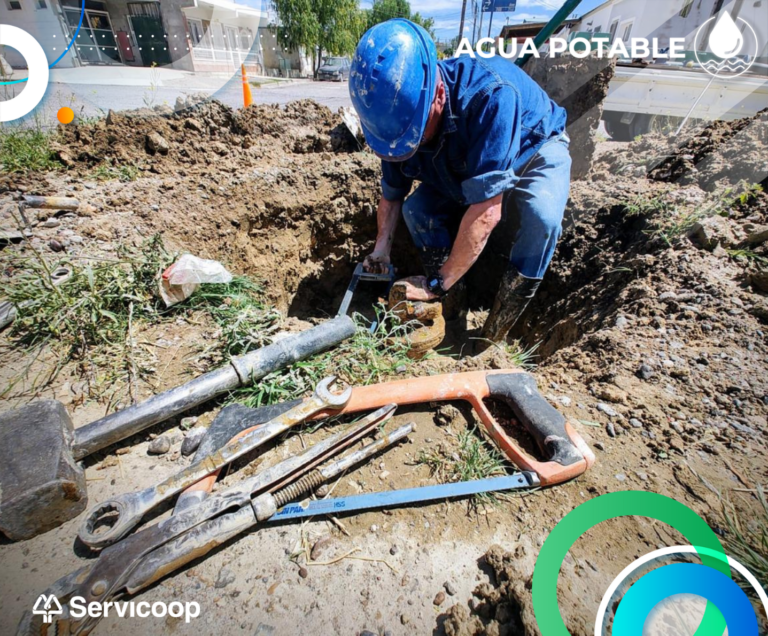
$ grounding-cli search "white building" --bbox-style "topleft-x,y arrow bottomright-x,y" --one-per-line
564,0 -> 767,62
0,0 -> 310,76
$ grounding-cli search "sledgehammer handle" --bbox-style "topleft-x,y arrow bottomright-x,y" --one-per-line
72,316 -> 356,459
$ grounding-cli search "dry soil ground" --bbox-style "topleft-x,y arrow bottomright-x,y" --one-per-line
0,99 -> 767,636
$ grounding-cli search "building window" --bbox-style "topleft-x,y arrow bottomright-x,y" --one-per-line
622,21 -> 634,42
7,0 -> 22,9
680,0 -> 694,17
609,20 -> 619,41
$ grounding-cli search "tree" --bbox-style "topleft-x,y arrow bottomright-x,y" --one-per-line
271,0 -> 365,76
365,0 -> 436,37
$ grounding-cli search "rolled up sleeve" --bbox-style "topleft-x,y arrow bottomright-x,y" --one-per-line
461,84 -> 522,205
381,161 -> 413,202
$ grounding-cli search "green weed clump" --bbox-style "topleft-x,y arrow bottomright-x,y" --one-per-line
5,234 -> 171,358
233,307 -> 415,408
0,126 -> 60,173
416,427 -> 512,506
2,235 -> 279,397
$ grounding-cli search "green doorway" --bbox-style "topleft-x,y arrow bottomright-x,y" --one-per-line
128,2 -> 172,66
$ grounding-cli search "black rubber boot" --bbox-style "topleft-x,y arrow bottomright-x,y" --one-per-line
476,265 -> 541,354
419,248 -> 466,321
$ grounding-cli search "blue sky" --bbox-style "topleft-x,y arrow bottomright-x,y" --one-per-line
360,0 -> 609,41
239,0 -> 608,43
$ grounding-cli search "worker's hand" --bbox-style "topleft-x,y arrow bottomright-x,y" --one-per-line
398,276 -> 438,302
363,251 -> 391,275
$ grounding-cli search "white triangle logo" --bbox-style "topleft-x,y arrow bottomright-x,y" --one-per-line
32,594 -> 63,624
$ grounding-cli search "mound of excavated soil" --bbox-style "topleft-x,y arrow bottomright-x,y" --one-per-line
443,109 -> 768,636
595,109 -> 768,191
34,98 -> 360,181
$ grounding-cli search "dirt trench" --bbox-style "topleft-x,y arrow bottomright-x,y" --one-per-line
2,95 -> 767,636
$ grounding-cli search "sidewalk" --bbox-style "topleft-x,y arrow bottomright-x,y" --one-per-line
46,65 -> 308,89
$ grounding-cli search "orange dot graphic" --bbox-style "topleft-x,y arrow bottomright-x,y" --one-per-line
57,107 -> 75,124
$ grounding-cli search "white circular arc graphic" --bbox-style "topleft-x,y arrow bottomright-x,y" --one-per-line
593,545 -> 768,635
0,24 -> 50,123
693,16 -> 758,79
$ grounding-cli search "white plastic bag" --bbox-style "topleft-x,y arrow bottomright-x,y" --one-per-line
160,254 -> 233,307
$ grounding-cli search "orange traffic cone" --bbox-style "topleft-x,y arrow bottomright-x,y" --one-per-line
241,64 -> 253,108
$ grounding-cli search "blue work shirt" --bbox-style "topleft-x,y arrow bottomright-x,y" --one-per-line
380,55 -> 567,205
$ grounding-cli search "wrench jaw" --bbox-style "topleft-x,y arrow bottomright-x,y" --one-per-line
315,375 -> 352,408
78,497 -> 139,550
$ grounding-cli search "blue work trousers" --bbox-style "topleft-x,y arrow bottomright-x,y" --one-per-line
401,134 -> 571,280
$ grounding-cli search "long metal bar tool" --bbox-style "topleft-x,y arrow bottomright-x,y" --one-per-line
78,375 -> 351,549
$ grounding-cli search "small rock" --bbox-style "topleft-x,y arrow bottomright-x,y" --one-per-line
390,545 -> 398,556
596,403 -> 619,418
310,535 -> 333,561
298,567 -> 308,579
750,270 -> 768,294
615,315 -> 629,329
370,524 -> 378,533
360,631 -> 377,636
747,226 -> 768,245
48,239 -> 65,252
395,364 -> 407,374
689,216 -> 735,251
43,217 -> 60,228
636,364 -> 654,380
434,403 -> 464,427
180,416 -> 198,430
635,471 -> 649,481
615,473 -> 626,482
214,567 -> 235,589
596,385 -> 627,404
559,396 -> 572,407
434,591 -> 446,606
147,436 -> 171,455
146,131 -> 170,155
444,581 -> 457,596
629,418 -> 643,429
606,422 -> 617,438
593,442 -> 605,451
181,426 -> 207,457
401,614 -> 410,625
185,118 -> 205,133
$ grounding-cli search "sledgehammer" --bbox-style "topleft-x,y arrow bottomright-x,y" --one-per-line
0,315 -> 355,541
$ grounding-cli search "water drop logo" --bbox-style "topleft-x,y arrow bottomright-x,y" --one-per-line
531,491 -> 767,635
694,11 -> 759,78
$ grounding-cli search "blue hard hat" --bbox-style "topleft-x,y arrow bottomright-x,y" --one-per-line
349,19 -> 437,162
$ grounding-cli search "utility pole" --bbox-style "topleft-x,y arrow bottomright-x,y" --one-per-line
478,4 -> 484,42
459,0 -> 468,43
471,0 -> 478,45
487,10 -> 494,38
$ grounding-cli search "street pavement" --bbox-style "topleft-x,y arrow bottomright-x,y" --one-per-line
4,71 -> 352,129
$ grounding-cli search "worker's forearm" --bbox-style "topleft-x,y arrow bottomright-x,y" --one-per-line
440,194 -> 503,289
373,197 -> 402,254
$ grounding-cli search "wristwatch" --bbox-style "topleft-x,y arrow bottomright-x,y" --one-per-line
426,273 -> 448,298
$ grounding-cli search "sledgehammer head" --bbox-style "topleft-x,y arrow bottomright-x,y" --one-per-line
0,401 -> 86,541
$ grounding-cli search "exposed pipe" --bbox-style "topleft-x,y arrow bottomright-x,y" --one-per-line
72,315 -> 356,458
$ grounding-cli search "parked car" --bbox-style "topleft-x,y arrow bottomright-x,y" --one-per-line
318,57 -> 351,81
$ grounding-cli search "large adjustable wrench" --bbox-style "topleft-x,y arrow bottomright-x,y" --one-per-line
78,376 -> 351,549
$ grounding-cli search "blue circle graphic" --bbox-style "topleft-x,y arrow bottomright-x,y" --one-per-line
613,562 -> 758,635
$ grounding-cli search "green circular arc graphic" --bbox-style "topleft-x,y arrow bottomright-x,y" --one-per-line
531,490 -> 730,635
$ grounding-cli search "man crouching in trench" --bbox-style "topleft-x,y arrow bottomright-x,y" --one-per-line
349,18 -> 571,353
